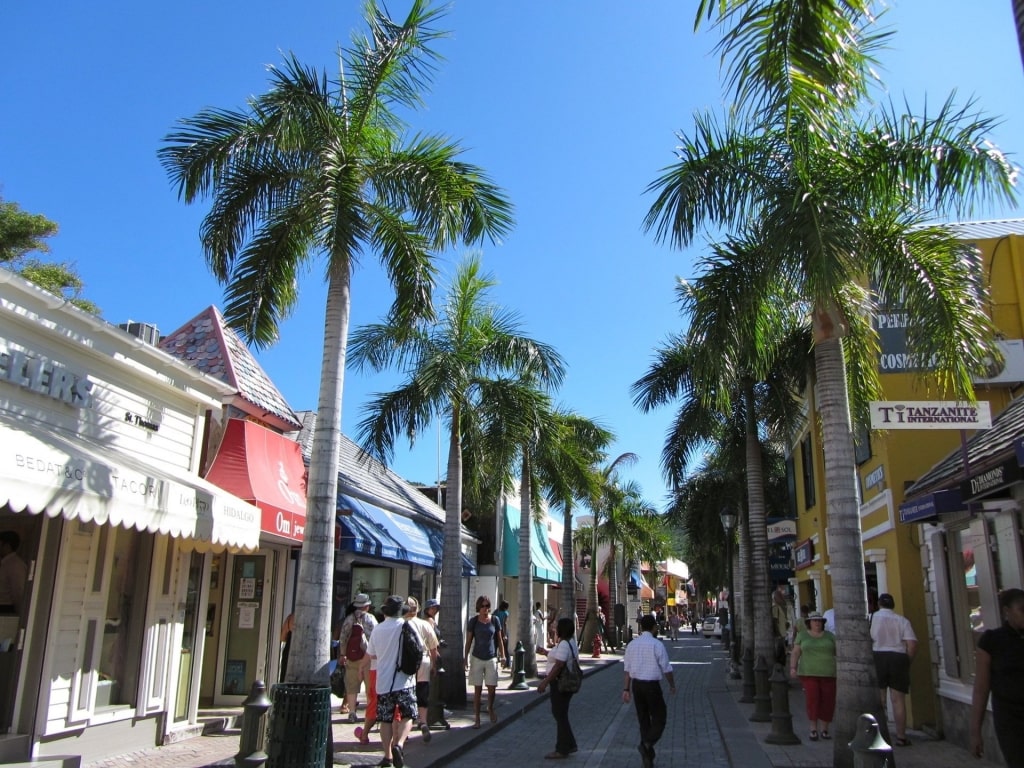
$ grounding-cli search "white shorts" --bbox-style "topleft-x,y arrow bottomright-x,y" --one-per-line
468,656 -> 499,687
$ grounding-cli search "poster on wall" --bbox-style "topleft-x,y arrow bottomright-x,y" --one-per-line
238,577 -> 256,599
238,602 -> 259,629
224,659 -> 246,694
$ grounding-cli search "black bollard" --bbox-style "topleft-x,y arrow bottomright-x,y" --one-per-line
509,640 -> 529,690
849,713 -> 893,768
235,680 -> 271,767
741,646 -> 755,703
764,663 -> 800,744
750,654 -> 772,722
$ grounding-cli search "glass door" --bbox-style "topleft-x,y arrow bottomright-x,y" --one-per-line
0,511 -> 40,732
174,551 -> 205,722
215,553 -> 272,704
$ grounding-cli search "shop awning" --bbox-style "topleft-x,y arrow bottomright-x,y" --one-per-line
420,524 -> 478,577
899,488 -> 963,523
502,506 -> 562,583
629,566 -> 655,599
205,418 -> 307,543
0,413 -> 260,551
337,494 -> 436,568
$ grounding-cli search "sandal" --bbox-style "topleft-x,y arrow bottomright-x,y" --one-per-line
489,708 -> 498,723
894,736 -> 911,747
544,752 -> 568,760
821,731 -> 831,740
809,730 -> 819,741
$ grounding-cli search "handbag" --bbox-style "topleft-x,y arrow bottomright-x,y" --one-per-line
329,660 -> 347,698
557,641 -> 583,694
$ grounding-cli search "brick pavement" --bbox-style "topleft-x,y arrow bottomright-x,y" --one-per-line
81,632 -> 1010,768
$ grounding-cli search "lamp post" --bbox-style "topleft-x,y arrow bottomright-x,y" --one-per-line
719,507 -> 740,679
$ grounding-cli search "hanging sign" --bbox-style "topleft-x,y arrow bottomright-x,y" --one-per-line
870,401 -> 992,430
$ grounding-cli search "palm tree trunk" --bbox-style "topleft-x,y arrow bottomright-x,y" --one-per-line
739,506 -> 754,664
561,501 -> 576,624
518,452 -> 539,677
440,403 -> 468,706
1014,0 -> 1024,73
815,336 -> 886,767
287,260 -> 348,685
581,524 -> 600,649
743,380 -> 774,667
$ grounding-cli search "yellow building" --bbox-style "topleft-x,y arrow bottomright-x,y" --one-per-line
788,219 -> 1024,734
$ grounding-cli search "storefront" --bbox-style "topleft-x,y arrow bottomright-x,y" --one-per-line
901,394 -> 1024,755
0,270 -> 261,764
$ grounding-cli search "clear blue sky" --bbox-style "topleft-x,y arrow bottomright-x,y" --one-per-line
3,1 -> 1023,510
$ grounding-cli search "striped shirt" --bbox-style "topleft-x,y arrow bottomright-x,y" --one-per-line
623,631 -> 671,681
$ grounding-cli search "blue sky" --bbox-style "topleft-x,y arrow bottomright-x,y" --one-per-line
3,1 -> 1023,510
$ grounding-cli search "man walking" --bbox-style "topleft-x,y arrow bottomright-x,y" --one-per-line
365,596 -> 418,768
622,614 -> 676,768
870,593 -> 918,747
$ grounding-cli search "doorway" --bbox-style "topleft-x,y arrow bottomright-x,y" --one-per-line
0,510 -> 40,733
213,551 -> 275,705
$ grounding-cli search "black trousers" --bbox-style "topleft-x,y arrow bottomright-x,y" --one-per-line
631,679 -> 667,747
549,682 -> 577,754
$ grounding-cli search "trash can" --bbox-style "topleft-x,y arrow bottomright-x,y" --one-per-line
267,683 -> 332,768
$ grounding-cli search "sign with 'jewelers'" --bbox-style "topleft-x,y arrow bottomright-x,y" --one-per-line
869,401 -> 992,430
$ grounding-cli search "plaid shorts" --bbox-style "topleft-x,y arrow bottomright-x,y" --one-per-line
376,688 -> 417,723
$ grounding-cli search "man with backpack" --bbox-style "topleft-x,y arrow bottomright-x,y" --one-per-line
366,595 -> 420,768
338,593 -> 377,723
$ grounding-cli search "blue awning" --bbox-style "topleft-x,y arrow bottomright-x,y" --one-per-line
899,488 -> 963,524
337,494 -> 436,568
420,524 -> 478,577
629,566 -> 645,588
502,505 -> 562,583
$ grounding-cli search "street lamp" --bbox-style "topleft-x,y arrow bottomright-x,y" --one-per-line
719,508 -> 740,678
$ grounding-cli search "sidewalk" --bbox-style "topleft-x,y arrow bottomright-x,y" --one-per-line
83,648 -> 625,768
715,658 -> 1005,768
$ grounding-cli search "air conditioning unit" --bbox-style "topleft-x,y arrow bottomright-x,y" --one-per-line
119,321 -> 161,346
973,339 -> 1024,386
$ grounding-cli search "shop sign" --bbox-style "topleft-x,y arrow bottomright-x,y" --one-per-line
0,338 -> 95,409
864,465 -> 885,491
870,400 -> 991,430
960,458 -> 1022,502
766,519 -> 797,542
794,539 -> 814,570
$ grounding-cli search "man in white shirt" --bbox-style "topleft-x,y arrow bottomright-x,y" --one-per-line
622,614 -> 676,768
366,595 -> 417,768
870,593 -> 918,746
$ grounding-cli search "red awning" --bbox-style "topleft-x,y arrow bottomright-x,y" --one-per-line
206,419 -> 307,543
549,538 -> 563,567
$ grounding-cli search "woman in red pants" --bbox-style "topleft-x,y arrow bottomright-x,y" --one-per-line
789,612 -> 837,741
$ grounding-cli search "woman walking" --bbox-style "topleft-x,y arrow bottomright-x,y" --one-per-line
537,617 -> 580,759
971,588 -> 1024,767
789,611 -> 837,741
464,595 -> 505,728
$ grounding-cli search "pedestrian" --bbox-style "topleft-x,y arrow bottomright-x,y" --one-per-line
537,617 -> 581,759
423,598 -> 450,729
771,587 -> 790,667
596,607 -> 609,652
365,595 -> 417,768
338,593 -> 377,722
533,602 -> 547,651
622,613 -> 676,768
493,600 -> 511,668
970,588 -> 1024,766
464,595 -> 505,728
404,597 -> 439,744
0,531 -> 28,615
690,613 -> 699,635
279,612 -> 295,682
869,592 -> 917,747
789,611 -> 837,741
668,611 -> 681,641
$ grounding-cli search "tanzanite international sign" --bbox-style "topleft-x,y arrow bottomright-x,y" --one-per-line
870,401 -> 992,430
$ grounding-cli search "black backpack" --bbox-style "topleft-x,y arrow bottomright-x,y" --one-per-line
398,620 -> 424,676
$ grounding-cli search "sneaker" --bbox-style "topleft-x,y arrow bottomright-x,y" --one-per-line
392,744 -> 405,768
420,723 -> 432,743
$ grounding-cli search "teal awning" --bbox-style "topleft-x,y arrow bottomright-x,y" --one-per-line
502,504 -> 562,583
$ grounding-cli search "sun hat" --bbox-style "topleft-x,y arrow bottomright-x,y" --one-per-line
353,593 -> 371,608
405,596 -> 420,614
424,598 -> 441,611
806,611 -> 825,622
381,595 -> 410,617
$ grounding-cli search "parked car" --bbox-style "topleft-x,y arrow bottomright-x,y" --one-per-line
702,616 -> 722,638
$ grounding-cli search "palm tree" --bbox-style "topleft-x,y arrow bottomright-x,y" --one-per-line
348,254 -> 564,703
633,264 -> 811,669
646,3 -> 1017,760
160,1 -> 513,688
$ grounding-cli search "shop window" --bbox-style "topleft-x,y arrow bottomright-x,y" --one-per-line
351,565 -> 391,610
943,523 -> 985,681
